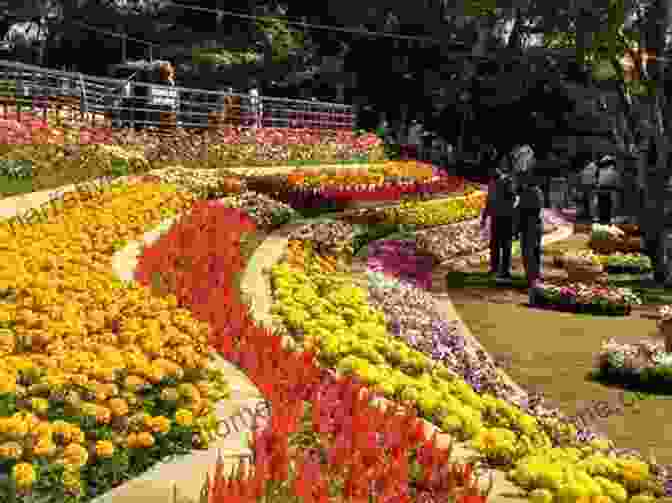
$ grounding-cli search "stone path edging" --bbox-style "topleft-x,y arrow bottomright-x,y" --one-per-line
0,184 -> 266,502
239,221 -> 531,503
96,212 -> 267,503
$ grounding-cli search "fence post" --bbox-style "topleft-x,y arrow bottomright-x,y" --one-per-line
78,73 -> 88,123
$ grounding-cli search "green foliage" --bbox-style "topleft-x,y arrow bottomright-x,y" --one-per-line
463,0 -> 498,17
255,17 -> 305,63
191,47 -> 261,67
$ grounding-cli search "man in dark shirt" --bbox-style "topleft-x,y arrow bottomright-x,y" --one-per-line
516,169 -> 545,288
482,168 -> 517,281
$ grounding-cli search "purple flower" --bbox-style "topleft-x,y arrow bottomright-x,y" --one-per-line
664,478 -> 672,497
389,320 -> 401,335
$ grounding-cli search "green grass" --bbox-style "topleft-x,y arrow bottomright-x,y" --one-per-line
445,269 -> 672,305
0,175 -> 35,196
447,230 -> 672,464
450,299 -> 672,466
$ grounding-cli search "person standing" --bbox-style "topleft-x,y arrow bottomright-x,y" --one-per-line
482,167 -> 517,282
513,148 -> 545,289
248,79 -> 262,128
407,119 -> 423,160
595,155 -> 616,224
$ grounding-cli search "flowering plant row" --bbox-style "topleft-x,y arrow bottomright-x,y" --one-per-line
286,162 -> 441,188
267,257 -> 664,501
560,250 -> 603,267
0,182 -> 238,502
381,192 -> 487,227
599,253 -> 652,274
529,282 -> 642,315
133,202 -> 493,503
365,239 -> 434,290
0,112 -> 114,146
276,176 -> 467,209
594,338 -> 672,391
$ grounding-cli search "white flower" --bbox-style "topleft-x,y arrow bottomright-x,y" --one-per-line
659,305 -> 672,322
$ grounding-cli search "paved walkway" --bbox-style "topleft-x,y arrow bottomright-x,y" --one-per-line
102,215 -> 268,503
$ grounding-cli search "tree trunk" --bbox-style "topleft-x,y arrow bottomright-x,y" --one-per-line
471,16 -> 495,58
507,8 -> 524,50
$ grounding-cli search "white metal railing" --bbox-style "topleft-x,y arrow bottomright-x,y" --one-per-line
0,59 -> 356,131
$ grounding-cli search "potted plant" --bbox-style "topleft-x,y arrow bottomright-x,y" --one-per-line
604,252 -> 652,274
562,250 -> 604,283
658,305 -> 672,353
589,223 -> 627,254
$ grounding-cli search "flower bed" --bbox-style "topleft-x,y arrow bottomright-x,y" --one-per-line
0,116 -> 387,193
415,220 -> 488,263
286,161 -> 438,187
365,239 -> 434,290
529,282 -> 642,316
267,255 -> 664,501
593,337 -> 672,392
272,174 -> 469,212
381,191 -> 487,227
0,182 -> 239,501
589,224 -> 642,255
134,201 -> 495,503
554,252 -> 653,276
599,253 -> 652,275
417,209 -> 563,265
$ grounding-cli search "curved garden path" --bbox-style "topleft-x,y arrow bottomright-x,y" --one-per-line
437,213 -> 672,468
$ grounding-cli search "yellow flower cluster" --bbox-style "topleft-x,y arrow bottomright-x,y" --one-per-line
381,192 -> 486,226
0,182 -> 232,492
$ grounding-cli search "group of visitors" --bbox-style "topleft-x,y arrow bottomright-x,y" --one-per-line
481,144 -> 545,290
378,117 -> 454,164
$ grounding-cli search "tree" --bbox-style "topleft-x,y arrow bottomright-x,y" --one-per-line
534,0 -> 672,283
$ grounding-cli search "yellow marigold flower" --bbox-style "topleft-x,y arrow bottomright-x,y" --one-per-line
142,414 -> 154,429
126,433 -> 139,449
136,432 -> 155,448
108,398 -> 129,417
0,374 -> 17,393
150,415 -> 171,435
95,440 -> 115,459
51,420 -> 70,437
177,383 -> 199,401
33,438 -> 56,457
146,365 -> 165,384
175,409 -> 193,427
30,397 -> 49,415
61,468 -> 80,489
191,399 -> 206,415
474,429 -> 498,451
95,406 -> 111,425
0,418 -> 13,434
12,462 -> 36,489
33,422 -> 52,439
124,375 -> 146,392
0,441 -> 23,459
62,443 -> 88,468
8,418 -> 28,439
70,374 -> 88,387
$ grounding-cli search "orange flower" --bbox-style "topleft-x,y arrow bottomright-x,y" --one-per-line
136,432 -> 155,448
